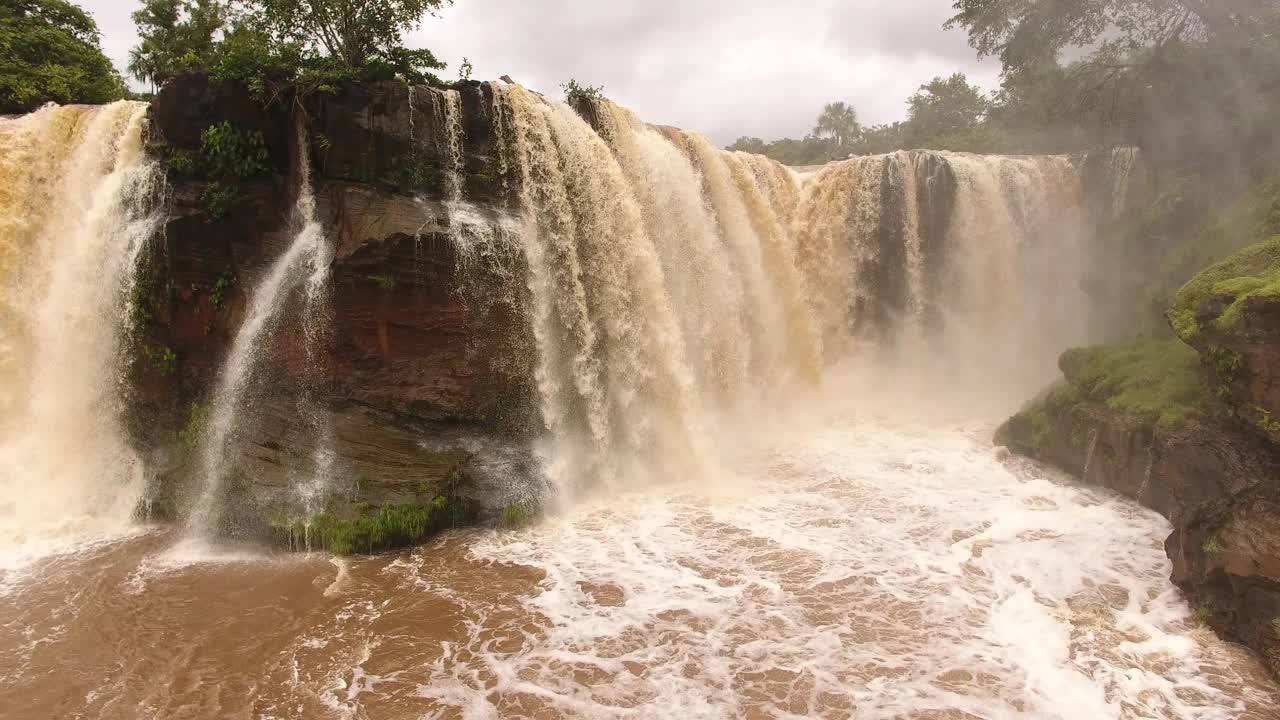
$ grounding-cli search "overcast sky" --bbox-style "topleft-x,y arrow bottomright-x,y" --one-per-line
82,0 -> 1001,145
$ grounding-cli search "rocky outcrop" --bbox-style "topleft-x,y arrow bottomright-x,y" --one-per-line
1170,236 -> 1280,441
997,277 -> 1280,677
128,76 -> 539,543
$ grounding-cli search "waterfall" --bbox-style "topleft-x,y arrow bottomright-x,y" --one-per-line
186,115 -> 333,538
0,87 -> 1119,543
482,84 -> 1109,499
0,103 -> 163,563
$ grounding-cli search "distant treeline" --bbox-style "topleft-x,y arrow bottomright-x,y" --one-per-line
730,0 -> 1280,180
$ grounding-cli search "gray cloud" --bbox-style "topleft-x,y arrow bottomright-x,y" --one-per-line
82,0 -> 1001,144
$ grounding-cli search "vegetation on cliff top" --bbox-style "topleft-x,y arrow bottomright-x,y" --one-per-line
1171,235 -> 1280,341
130,0 -> 451,98
0,0 -> 127,112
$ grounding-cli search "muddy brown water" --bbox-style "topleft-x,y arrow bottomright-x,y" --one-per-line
2,425 -> 1279,719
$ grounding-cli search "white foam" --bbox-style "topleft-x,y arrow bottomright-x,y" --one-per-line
399,421 -> 1272,719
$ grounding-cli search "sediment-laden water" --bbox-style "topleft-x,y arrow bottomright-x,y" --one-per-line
1,91 -> 1275,719
3,405 -> 1278,719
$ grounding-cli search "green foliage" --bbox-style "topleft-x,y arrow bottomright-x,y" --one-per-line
199,122 -> 270,177
209,268 -> 234,308
1057,338 -> 1208,430
1202,535 -> 1223,555
253,0 -> 449,76
903,73 -> 991,149
128,0 -> 452,101
727,134 -> 836,166
201,181 -> 240,219
210,20 -> 306,97
1256,407 -> 1280,436
142,343 -> 178,375
0,0 -> 127,112
307,497 -> 468,554
812,101 -> 860,155
1171,236 -> 1280,340
128,0 -> 225,88
378,155 -> 436,193
177,401 -> 208,452
458,56 -> 473,81
499,501 -> 535,529
561,78 -> 605,103
1195,605 -> 1214,625
370,273 -> 397,290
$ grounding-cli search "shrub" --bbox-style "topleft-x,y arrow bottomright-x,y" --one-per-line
303,496 -> 470,555
561,78 -> 604,103
201,182 -> 240,219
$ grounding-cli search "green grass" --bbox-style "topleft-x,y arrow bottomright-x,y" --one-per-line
304,496 -> 471,555
499,501 -> 536,529
1171,235 -> 1280,340
1057,338 -> 1207,430
1194,605 -> 1214,625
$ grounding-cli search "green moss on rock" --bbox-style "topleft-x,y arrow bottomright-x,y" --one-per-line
1058,338 -> 1207,430
283,496 -> 472,555
1171,235 -> 1280,340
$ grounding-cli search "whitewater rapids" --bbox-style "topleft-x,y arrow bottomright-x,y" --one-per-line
2,407 -> 1277,719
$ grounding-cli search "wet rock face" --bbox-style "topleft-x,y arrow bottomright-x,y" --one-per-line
996,375 -> 1280,678
128,76 -> 538,540
1183,293 -> 1280,443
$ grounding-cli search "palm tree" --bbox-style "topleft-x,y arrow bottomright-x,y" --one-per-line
813,101 -> 862,156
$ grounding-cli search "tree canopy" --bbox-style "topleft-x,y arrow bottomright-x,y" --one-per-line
126,0 -> 453,95
812,102 -> 860,156
0,0 -> 126,113
129,0 -> 226,89
903,74 -> 990,149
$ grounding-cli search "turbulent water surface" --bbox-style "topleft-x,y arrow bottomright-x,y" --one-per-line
3,405 -> 1279,719
1,92 -> 1278,719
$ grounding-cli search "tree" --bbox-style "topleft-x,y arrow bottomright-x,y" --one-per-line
903,73 -> 990,149
812,101 -> 860,155
727,136 -> 767,154
946,0 -> 1275,77
0,0 -> 125,113
128,0 -> 226,90
252,0 -> 451,80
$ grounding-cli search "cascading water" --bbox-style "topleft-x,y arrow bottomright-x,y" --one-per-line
2,88 -> 1277,720
498,84 -> 710,502
0,102 -> 163,567
186,115 -> 333,539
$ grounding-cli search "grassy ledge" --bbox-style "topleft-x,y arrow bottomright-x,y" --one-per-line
1171,235 -> 1280,340
1057,338 -> 1207,430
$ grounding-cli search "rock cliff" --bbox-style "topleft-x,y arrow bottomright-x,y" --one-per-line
127,76 -> 539,543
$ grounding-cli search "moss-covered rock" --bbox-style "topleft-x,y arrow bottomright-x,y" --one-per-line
1170,235 -> 1280,341
1058,338 -> 1207,430
273,495 -> 474,555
